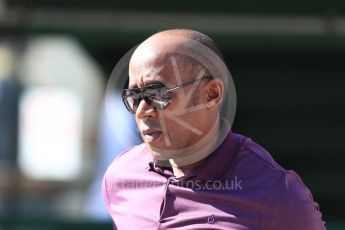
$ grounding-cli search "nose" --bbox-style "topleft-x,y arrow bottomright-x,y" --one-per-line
136,99 -> 157,119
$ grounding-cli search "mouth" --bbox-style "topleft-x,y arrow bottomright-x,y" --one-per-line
142,129 -> 162,142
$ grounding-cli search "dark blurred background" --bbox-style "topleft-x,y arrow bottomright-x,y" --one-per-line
0,0 -> 344,229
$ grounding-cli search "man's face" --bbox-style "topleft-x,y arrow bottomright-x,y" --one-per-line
128,47 -> 214,153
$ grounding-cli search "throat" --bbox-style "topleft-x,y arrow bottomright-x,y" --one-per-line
171,156 -> 209,177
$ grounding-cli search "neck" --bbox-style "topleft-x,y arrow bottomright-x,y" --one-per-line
170,118 -> 221,177
171,157 -> 209,177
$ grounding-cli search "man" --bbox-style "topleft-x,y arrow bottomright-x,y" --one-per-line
103,29 -> 325,229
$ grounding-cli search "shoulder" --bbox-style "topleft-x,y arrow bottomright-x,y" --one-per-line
261,171 -> 326,229
103,143 -> 151,179
239,135 -> 284,172
102,143 -> 152,207
113,143 -> 149,163
231,134 -> 325,229
231,134 -> 286,187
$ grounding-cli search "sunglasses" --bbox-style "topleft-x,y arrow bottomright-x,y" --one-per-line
122,75 -> 213,114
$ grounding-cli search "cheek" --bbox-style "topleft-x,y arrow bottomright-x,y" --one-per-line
170,88 -> 206,111
164,93 -> 181,111
162,112 -> 202,137
164,92 -> 196,113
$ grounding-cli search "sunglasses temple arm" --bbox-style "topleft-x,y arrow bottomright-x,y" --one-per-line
166,75 -> 213,93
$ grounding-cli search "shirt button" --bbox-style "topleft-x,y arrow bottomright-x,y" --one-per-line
207,215 -> 215,224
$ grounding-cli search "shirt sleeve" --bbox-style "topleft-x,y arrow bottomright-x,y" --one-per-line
261,171 -> 326,230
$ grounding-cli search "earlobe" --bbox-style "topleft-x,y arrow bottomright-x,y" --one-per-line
204,79 -> 223,109
206,91 -> 218,109
206,99 -> 217,109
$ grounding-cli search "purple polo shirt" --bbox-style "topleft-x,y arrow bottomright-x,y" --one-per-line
103,131 -> 325,229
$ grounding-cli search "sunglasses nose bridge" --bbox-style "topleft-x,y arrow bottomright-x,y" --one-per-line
135,96 -> 158,118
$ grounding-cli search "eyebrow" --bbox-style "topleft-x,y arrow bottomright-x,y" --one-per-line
143,79 -> 165,86
128,80 -> 165,89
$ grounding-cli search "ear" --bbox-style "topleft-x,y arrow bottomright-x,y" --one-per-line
205,79 -> 223,108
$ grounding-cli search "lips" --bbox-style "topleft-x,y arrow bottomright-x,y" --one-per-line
142,129 -> 162,142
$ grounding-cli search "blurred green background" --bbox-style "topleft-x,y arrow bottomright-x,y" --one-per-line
0,0 -> 344,229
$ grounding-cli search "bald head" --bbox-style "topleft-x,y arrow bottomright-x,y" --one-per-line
146,29 -> 224,60
129,29 -> 225,86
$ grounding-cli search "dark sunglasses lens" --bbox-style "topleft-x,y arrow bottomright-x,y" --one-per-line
123,91 -> 142,113
144,87 -> 171,109
122,86 -> 172,113
127,96 -> 140,113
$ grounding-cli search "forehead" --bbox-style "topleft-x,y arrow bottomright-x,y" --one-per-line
129,47 -> 197,88
130,56 -> 174,86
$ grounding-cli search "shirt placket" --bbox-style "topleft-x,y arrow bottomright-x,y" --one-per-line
158,176 -> 179,223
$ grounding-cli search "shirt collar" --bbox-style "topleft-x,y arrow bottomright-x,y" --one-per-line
188,130 -> 242,181
147,130 -> 243,182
